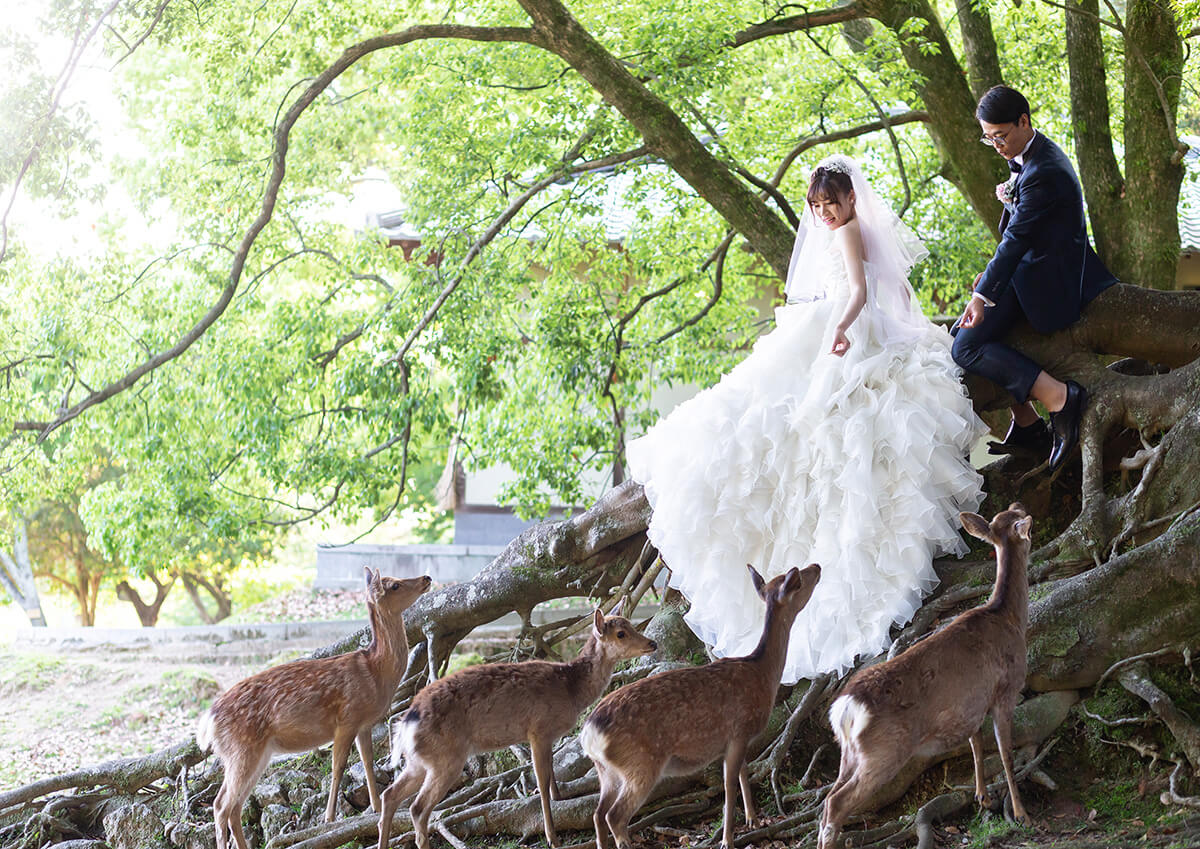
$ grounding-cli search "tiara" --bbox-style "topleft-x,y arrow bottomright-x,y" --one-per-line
813,155 -> 854,175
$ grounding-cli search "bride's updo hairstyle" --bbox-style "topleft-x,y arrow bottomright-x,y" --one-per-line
806,165 -> 854,210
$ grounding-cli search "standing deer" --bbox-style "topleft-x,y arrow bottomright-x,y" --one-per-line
818,503 -> 1034,849
582,564 -> 822,849
375,609 -> 657,849
196,567 -> 430,849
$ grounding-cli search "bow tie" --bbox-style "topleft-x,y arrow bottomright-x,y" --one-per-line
1009,159 -> 1023,174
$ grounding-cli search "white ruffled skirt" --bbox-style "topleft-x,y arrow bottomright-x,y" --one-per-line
627,296 -> 986,683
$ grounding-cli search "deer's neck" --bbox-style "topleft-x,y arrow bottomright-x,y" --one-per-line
988,543 -> 1029,632
747,604 -> 795,685
567,636 -> 617,707
365,603 -> 410,682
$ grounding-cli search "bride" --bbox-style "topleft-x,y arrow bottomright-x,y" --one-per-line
626,154 -> 987,683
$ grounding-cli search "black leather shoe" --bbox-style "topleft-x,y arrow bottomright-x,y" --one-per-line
987,418 -> 1052,457
1048,381 -> 1087,471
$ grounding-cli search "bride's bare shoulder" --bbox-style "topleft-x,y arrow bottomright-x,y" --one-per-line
834,218 -> 864,255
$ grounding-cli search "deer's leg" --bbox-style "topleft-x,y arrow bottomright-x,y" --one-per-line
737,761 -> 759,828
325,729 -> 356,822
410,769 -> 458,849
211,782 -> 229,849
720,740 -> 748,847
529,734 -> 560,847
991,708 -> 1031,826
818,737 -> 856,849
215,749 -> 269,849
605,772 -> 653,849
820,738 -> 902,849
356,727 -> 382,813
593,761 -> 617,849
376,765 -> 426,849
967,730 -> 993,809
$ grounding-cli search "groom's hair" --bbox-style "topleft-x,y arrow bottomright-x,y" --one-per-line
975,85 -> 1031,125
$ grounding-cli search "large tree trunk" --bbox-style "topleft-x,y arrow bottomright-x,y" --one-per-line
518,0 -> 797,279
0,519 -> 46,627
1065,0 -> 1128,278
1027,512 -> 1200,692
115,572 -> 175,627
180,571 -> 233,624
1121,0 -> 1186,290
860,0 -> 1006,232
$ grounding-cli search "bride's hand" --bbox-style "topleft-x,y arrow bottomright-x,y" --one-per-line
831,328 -> 851,356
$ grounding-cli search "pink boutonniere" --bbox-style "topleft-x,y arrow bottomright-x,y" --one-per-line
996,177 -> 1018,207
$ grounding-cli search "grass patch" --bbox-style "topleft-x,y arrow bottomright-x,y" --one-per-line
446,651 -> 485,675
0,652 -> 74,695
964,811 -> 1030,848
127,667 -> 222,715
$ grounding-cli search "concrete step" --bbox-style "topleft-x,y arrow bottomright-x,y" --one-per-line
11,604 -> 663,663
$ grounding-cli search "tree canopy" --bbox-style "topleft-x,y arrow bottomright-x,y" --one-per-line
0,0 -> 1196,589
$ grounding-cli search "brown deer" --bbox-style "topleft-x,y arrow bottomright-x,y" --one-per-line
375,609 -> 657,849
818,503 -> 1034,849
196,567 -> 430,849
582,564 -> 822,849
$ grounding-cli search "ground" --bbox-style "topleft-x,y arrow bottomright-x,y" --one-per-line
2,590 -> 1199,849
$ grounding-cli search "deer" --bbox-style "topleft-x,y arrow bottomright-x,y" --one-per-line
375,608 -> 657,849
818,503 -> 1034,849
196,567 -> 431,849
581,563 -> 822,849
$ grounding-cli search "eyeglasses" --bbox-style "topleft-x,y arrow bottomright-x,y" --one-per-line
980,130 -> 1013,149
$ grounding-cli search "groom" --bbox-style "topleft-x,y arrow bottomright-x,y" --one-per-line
952,85 -> 1116,471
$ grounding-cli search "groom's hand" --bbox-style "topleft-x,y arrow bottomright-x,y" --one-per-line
960,297 -> 986,329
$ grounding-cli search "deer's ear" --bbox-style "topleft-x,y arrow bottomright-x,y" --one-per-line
363,567 -> 375,588
592,607 -> 605,639
1014,515 -> 1033,540
960,512 -> 992,542
781,566 -> 802,593
748,564 -> 767,600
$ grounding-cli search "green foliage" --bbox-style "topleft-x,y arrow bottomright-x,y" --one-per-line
445,650 -> 485,675
0,0 -> 1195,601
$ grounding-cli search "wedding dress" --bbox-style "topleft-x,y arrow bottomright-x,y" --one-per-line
626,156 -> 986,684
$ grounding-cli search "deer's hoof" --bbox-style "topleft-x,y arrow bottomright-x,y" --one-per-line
974,791 -> 994,810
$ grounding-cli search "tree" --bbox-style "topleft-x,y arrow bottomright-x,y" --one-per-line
0,513 -> 47,627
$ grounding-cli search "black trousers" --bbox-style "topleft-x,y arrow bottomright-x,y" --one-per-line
950,285 -> 1043,405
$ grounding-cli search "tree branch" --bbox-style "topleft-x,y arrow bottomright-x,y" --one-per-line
9,23 -> 542,445
1,0 -> 123,264
732,4 -> 867,48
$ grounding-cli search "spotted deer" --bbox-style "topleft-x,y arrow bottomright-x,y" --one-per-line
581,564 -> 822,849
196,567 -> 430,849
375,609 -> 657,849
819,503 -> 1034,849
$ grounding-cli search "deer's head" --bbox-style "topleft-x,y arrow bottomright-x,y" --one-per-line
960,502 -> 1033,549
364,567 -> 432,616
748,563 -> 821,617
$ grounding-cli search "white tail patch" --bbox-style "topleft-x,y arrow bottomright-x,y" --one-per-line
196,710 -> 215,753
579,719 -> 605,762
828,695 -> 870,746
389,712 -> 420,770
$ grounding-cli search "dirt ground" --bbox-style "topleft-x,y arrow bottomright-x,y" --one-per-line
0,647 -> 262,789
3,615 -> 1199,849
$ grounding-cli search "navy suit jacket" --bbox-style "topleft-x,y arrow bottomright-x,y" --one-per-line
975,133 -> 1117,333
